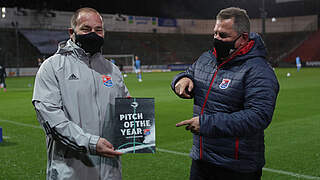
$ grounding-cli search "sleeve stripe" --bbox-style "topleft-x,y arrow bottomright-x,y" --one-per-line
35,108 -> 87,153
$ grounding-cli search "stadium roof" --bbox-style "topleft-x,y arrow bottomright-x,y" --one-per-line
0,0 -> 319,19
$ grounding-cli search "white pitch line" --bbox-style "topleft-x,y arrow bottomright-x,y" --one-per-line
157,148 -> 189,156
2,119 -> 319,180
263,168 -> 320,180
3,136 -> 10,139
156,150 -> 320,179
0,119 -> 41,129
2,88 -> 33,92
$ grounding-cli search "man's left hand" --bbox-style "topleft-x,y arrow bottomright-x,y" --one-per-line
176,116 -> 200,134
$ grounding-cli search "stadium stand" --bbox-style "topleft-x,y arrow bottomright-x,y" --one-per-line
103,31 -> 317,66
283,29 -> 320,63
0,29 -> 315,68
0,29 -> 40,67
263,31 -> 312,66
0,7 -> 318,70
104,32 -> 211,65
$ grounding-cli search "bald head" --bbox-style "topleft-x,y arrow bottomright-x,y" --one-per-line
70,8 -> 103,30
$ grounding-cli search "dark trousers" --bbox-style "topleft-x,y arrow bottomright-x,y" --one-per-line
190,160 -> 262,180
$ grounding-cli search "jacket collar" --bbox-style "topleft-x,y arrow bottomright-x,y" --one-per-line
57,39 -> 102,58
212,39 -> 255,63
56,39 -> 102,67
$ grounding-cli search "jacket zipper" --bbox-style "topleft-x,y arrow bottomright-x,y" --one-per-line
199,55 -> 234,160
200,43 -> 253,160
88,56 -> 101,135
88,56 -> 103,174
235,137 -> 239,160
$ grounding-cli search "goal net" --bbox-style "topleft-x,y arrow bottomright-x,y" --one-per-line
103,54 -> 135,73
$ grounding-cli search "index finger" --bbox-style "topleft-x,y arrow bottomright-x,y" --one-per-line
176,119 -> 192,127
102,148 -> 123,157
175,84 -> 183,95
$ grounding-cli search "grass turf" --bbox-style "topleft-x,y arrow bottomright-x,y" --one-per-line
0,68 -> 319,179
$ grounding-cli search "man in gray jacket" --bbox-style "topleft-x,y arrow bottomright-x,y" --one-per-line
32,8 -> 129,180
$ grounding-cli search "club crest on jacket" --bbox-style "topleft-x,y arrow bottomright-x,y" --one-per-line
102,75 -> 113,87
219,79 -> 231,89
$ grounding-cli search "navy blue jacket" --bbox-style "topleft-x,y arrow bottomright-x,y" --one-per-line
171,33 -> 279,173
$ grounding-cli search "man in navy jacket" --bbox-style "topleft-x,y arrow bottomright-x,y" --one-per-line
172,7 -> 279,180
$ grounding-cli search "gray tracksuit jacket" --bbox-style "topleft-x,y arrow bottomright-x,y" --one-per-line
32,39 -> 129,180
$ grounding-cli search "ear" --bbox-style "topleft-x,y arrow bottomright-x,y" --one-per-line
68,28 -> 74,39
241,32 -> 249,43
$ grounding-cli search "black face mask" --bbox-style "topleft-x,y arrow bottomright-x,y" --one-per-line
213,35 -> 241,61
74,32 -> 104,55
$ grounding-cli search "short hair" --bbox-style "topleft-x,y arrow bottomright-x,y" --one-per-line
216,7 -> 250,34
70,8 -> 103,29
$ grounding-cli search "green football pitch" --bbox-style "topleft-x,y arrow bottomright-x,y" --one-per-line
0,68 -> 319,180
